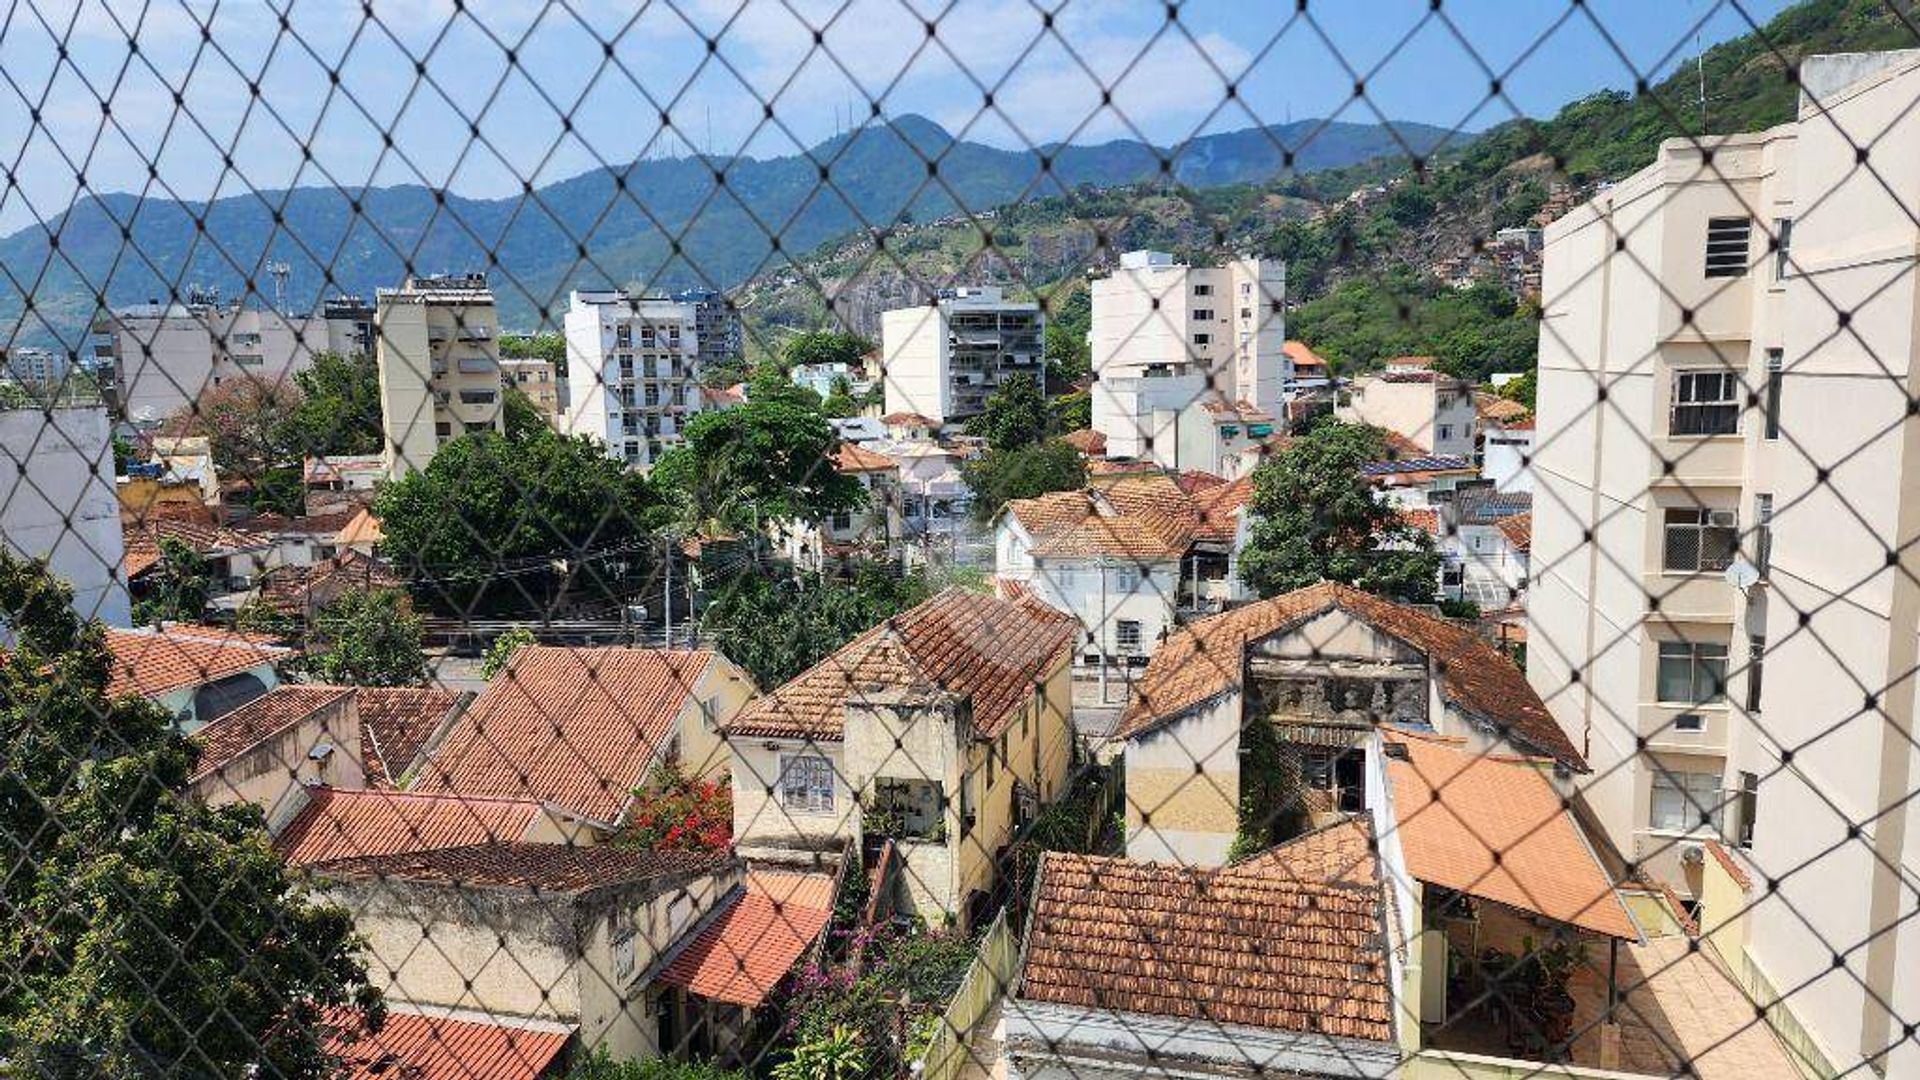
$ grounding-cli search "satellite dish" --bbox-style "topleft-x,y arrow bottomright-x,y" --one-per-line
1724,556 -> 1760,591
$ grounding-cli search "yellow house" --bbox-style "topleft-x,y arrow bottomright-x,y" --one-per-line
724,587 -> 1077,928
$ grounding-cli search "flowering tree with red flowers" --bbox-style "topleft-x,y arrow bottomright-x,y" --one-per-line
623,764 -> 732,852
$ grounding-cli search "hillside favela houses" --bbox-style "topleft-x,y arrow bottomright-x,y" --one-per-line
1089,250 -> 1289,475
880,286 -> 1045,426
1528,49 -> 1920,1078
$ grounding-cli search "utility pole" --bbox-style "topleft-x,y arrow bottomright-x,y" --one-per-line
663,536 -> 673,647
1098,556 -> 1109,703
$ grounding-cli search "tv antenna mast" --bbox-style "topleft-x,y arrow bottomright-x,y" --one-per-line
267,261 -> 291,315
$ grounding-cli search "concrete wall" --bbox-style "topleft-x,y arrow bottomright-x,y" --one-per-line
1025,557 -> 1180,664
881,305 -> 952,423
190,692 -> 363,819
677,654 -> 758,780
560,292 -> 702,471
0,406 -> 130,626
1124,694 -> 1240,867
729,737 -> 857,861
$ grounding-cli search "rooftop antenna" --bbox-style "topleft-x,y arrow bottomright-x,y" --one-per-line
267,261 -> 291,315
1694,7 -> 1707,132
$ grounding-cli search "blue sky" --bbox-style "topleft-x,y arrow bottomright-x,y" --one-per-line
0,0 -> 1794,234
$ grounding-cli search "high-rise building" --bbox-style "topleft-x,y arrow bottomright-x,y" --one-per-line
0,402 -> 129,626
89,292 -> 336,423
561,290 -> 705,470
1,346 -> 64,387
880,286 -> 1043,425
672,288 -> 743,373
1088,251 -> 1287,474
321,295 -> 377,357
374,274 -> 504,479
1528,51 -> 1920,1078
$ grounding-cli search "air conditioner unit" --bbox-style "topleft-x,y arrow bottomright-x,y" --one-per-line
1679,841 -> 1706,867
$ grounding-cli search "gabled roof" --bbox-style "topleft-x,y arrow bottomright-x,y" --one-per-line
323,1008 -> 572,1080
315,842 -> 731,894
1116,581 -> 1583,768
257,550 -> 403,614
881,411 -> 941,427
277,787 -> 548,866
1282,340 -> 1330,370
122,517 -> 272,578
833,443 -> 899,474
1384,733 -> 1635,939
1060,428 -> 1107,457
659,871 -> 835,1007
1018,819 -> 1393,1042
190,684 -> 354,784
357,686 -> 464,787
334,507 -> 384,547
105,625 -> 291,699
1496,512 -> 1532,553
1473,391 -> 1531,424
1188,476 -> 1254,544
726,588 -> 1075,742
412,646 -> 723,824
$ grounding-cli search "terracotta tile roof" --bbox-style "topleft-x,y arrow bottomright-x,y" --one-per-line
1175,470 -> 1225,493
727,588 -> 1075,742
1188,476 -> 1252,544
189,684 -> 354,783
1018,822 -> 1393,1041
1226,816 -> 1379,890
1085,458 -> 1161,477
659,871 -> 835,1007
1473,391 -> 1531,423
1116,581 -> 1583,768
412,646 -> 718,824
1385,733 -> 1635,938
881,411 -> 941,427
334,507 -> 384,547
323,1007 -> 571,1080
1282,340 -> 1330,371
1399,508 -> 1444,540
1029,513 -> 1188,561
1060,428 -> 1107,456
105,625 -> 291,699
833,443 -> 898,473
258,550 -> 404,615
277,787 -> 548,866
358,686 -> 464,787
317,842 -> 730,893
1705,840 -> 1753,892
122,517 -> 272,578
1496,512 -> 1532,553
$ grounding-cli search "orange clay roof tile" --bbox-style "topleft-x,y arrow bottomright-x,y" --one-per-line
659,871 -> 835,1007
276,787 -> 547,866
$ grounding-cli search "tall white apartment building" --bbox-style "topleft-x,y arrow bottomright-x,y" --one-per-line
0,403 -> 129,625
1089,251 -> 1287,473
90,293 -> 341,423
1528,51 -> 1920,1078
374,274 -> 505,479
880,286 -> 1043,425
562,290 -> 704,470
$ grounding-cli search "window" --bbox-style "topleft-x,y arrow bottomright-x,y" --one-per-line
1738,771 -> 1760,848
1110,565 -> 1140,593
1670,370 -> 1740,435
1773,217 -> 1793,279
1437,423 -> 1454,443
1651,770 -> 1724,833
1663,507 -> 1738,572
1192,308 -> 1214,321
1657,640 -> 1729,705
1672,713 -> 1706,732
1763,349 -> 1783,440
458,389 -> 496,405
830,511 -> 853,531
780,754 -> 835,814
1704,216 -> 1752,278
1192,283 -> 1213,296
1116,620 -> 1143,654
1192,333 -> 1211,346
1746,633 -> 1766,713
1753,493 -> 1773,574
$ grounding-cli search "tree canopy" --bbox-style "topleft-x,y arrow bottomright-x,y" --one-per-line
968,372 -> 1049,452
281,350 -> 382,459
301,587 -> 430,687
1287,270 -> 1538,384
500,331 -> 569,375
1239,421 -> 1440,602
0,550 -> 381,1077
780,329 -> 872,371
963,439 -> 1088,523
652,367 -> 862,535
700,563 -> 933,700
130,536 -> 212,627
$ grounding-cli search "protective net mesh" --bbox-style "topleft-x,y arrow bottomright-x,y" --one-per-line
0,1 -> 1917,1079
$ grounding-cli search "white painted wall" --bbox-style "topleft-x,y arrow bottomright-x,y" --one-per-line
0,406 -> 130,625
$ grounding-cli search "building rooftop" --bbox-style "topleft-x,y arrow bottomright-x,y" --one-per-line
1017,818 -> 1393,1042
276,787 -> 549,866
658,870 -> 835,1007
322,1006 -> 572,1080
1116,581 -> 1583,768
357,685 -> 465,787
1384,732 -> 1634,939
727,587 -> 1075,742
314,841 -> 730,894
104,625 -> 291,700
412,646 -> 721,824
189,684 -> 354,784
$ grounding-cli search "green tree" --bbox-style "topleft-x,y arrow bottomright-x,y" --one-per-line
302,587 -> 429,687
500,331 -> 569,376
1050,390 -> 1091,433
773,1027 -> 867,1080
281,350 -> 382,458
1041,288 -> 1091,389
168,378 -> 303,492
1498,369 -> 1537,410
652,367 -> 862,535
964,439 -> 1087,523
235,597 -> 298,641
820,374 -> 858,418
781,329 -> 873,371
968,372 -> 1049,452
374,428 -> 659,607
568,1049 -> 746,1080
1239,421 -> 1440,602
130,537 -> 213,627
481,626 -> 536,679
701,564 -> 932,689
0,550 -> 382,1077
502,383 -> 549,440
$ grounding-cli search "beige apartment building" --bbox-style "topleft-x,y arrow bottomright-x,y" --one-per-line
374,274 -> 505,478
91,296 -> 340,423
502,356 -> 562,427
1528,50 -> 1920,1078
562,290 -> 707,469
1088,250 -> 1288,471
880,286 -> 1043,425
